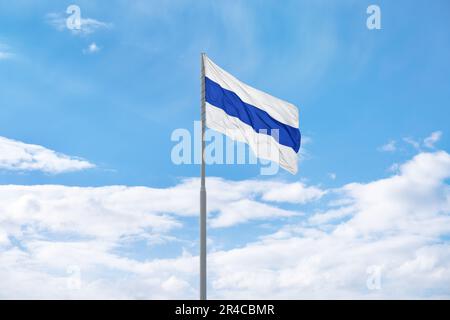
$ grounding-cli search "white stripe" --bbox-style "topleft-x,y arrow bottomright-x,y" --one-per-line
205,102 -> 298,174
204,55 -> 299,129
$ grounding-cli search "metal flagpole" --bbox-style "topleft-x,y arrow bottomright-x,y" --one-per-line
200,52 -> 207,300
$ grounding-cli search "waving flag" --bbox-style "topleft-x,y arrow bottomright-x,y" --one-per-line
202,54 -> 301,174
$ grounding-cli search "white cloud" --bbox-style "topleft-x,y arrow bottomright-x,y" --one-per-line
424,131 -> 442,149
300,135 -> 312,145
260,182 -> 325,204
0,42 -> 13,60
0,178 -> 322,245
209,151 -> 450,298
402,131 -> 443,151
136,177 -> 324,226
202,179 -> 324,226
388,162 -> 400,173
335,151 -> 450,237
0,176 -> 324,298
83,42 -> 100,54
0,151 -> 450,298
378,140 -> 396,152
210,199 -> 299,228
0,136 -> 94,173
0,185 -> 181,242
403,137 -> 421,150
46,12 -> 112,35
308,206 -> 355,225
0,52 -> 12,60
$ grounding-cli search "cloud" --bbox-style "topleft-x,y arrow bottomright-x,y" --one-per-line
378,140 -> 396,152
0,185 -> 181,242
209,151 -> 450,298
0,151 -> 450,298
210,199 -> 299,228
201,179 -> 325,226
0,52 -> 12,60
260,182 -> 325,204
121,177 -> 325,227
0,178 -> 323,245
45,12 -> 112,35
0,177 -> 321,298
402,131 -> 443,151
300,135 -> 312,145
0,136 -> 94,173
403,137 -> 421,150
424,131 -> 442,149
83,42 -> 100,54
0,42 -> 13,60
336,151 -> 450,237
388,162 -> 400,173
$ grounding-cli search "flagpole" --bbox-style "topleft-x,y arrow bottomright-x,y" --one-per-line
200,52 -> 207,300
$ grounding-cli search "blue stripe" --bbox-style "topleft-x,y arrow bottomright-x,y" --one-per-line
205,77 -> 301,153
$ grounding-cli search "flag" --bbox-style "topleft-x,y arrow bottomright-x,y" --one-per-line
203,55 -> 301,174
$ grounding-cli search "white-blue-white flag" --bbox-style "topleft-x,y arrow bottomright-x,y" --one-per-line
203,54 -> 301,174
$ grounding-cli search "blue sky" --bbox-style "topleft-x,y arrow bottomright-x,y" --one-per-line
0,1 -> 450,299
